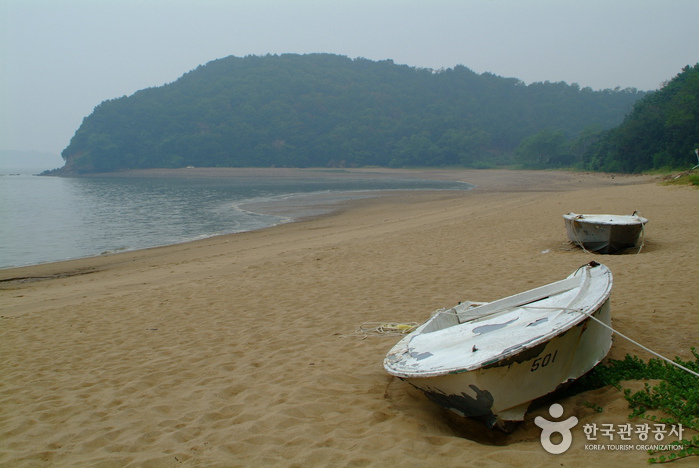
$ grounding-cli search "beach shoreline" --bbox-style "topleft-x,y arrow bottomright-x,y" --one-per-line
2,169 -> 696,467
1,168 -> 649,278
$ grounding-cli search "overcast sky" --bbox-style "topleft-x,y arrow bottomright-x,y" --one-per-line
2,0 -> 698,156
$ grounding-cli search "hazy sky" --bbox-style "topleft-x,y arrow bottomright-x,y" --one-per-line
2,0 -> 698,156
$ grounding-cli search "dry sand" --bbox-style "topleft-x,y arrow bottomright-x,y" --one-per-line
1,169 -> 697,467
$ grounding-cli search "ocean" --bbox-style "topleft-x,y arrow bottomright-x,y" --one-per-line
0,172 -> 472,269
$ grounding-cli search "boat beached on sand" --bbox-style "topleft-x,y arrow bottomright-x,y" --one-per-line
384,262 -> 613,430
563,212 -> 648,254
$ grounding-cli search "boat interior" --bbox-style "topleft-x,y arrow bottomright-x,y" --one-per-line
421,275 -> 585,334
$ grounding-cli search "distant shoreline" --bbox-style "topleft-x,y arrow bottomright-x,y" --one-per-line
1,168 -> 655,279
42,165 -> 654,187
2,168 -> 479,271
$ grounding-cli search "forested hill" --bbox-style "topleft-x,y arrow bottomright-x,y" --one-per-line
54,53 -> 646,174
582,63 -> 699,173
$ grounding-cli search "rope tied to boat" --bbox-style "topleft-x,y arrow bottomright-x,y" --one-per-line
637,221 -> 646,253
570,215 -> 593,254
632,210 -> 646,254
341,322 -> 419,339
576,310 -> 699,379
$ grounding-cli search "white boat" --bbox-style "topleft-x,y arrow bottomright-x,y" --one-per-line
563,212 -> 648,254
384,262 -> 613,430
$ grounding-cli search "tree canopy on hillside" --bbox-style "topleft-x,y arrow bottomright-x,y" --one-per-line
582,63 -> 699,173
54,53 -> 646,174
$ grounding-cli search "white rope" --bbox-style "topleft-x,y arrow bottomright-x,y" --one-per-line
582,313 -> 699,378
636,222 -> 645,254
341,322 -> 419,338
571,216 -> 593,254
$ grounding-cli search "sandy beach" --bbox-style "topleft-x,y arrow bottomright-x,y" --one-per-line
1,168 -> 697,467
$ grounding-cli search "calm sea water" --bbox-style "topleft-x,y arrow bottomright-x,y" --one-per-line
0,173 -> 471,269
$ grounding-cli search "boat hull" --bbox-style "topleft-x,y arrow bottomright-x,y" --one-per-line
384,263 -> 613,429
403,299 -> 612,428
563,213 -> 648,254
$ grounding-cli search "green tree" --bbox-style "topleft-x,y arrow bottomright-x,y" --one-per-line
515,129 -> 571,168
584,63 -> 699,172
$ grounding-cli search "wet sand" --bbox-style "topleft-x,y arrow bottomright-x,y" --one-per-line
1,168 -> 696,467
